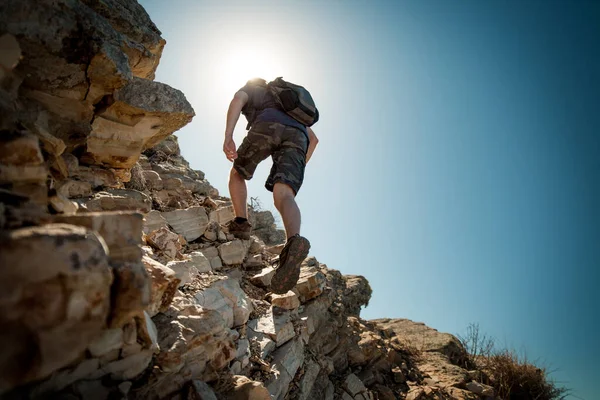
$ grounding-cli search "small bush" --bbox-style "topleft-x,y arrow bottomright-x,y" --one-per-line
457,323 -> 569,400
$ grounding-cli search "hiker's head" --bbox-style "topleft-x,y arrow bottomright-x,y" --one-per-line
246,77 -> 267,86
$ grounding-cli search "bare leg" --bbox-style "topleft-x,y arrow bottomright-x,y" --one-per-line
229,168 -> 248,218
273,182 -> 301,239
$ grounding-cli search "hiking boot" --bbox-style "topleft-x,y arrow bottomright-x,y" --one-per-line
225,218 -> 252,240
270,234 -> 310,294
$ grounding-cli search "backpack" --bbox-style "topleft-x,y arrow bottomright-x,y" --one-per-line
241,77 -> 319,129
267,77 -> 319,127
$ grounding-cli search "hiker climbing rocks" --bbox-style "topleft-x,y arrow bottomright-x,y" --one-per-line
223,77 -> 319,294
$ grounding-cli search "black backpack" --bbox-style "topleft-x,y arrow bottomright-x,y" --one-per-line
241,77 -> 319,129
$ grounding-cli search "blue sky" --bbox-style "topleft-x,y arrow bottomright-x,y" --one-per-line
140,1 -> 599,398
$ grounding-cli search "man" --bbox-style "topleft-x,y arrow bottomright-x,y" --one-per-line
222,78 -> 319,294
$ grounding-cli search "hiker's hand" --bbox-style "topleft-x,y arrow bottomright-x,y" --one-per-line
223,137 -> 237,161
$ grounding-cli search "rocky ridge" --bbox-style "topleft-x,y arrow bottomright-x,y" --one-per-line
0,1 -> 498,399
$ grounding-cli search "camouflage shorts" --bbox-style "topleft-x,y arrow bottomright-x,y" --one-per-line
234,121 -> 308,194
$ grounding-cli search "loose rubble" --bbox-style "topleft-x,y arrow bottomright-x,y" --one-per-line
0,1 -> 502,399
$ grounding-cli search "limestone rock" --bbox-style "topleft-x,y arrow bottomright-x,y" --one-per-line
162,206 -> 209,242
209,205 -> 235,225
0,224 -> 113,392
218,239 -> 247,265
143,209 -> 168,234
108,261 -> 150,327
188,251 -> 212,273
342,373 -> 368,397
83,189 -> 152,213
297,360 -> 321,400
185,380 -> 218,400
48,192 -> 79,214
223,376 -> 271,400
248,307 -> 294,347
372,319 -> 468,365
166,259 -> 199,287
250,267 -> 276,288
142,170 -> 163,190
88,328 -> 124,358
54,211 -> 143,262
271,291 -> 300,310
194,278 -> 253,328
153,305 -> 235,378
0,131 -> 44,167
56,179 -> 93,198
266,338 -> 305,400
465,381 -> 494,396
142,255 -> 180,317
146,227 -> 181,259
296,267 -> 327,302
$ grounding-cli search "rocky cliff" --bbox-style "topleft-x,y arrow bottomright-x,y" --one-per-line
0,1 -> 498,399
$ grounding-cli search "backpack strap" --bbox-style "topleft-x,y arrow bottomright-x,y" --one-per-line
241,79 -> 269,130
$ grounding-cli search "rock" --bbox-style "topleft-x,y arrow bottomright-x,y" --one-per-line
342,373 -> 367,397
53,211 -> 143,262
48,192 -> 79,214
297,360 -> 321,400
30,358 -> 100,395
88,328 -> 124,357
271,291 -> 300,310
83,189 -> 152,213
81,0 -> 165,79
137,311 -> 160,354
166,259 -> 199,286
110,261 -> 151,327
248,236 -> 265,254
146,227 -> 181,259
118,381 -> 132,395
296,267 -> 326,302
142,169 -> 163,190
162,206 -> 209,242
209,205 -> 235,225
372,318 -> 468,366
83,77 -> 195,168
56,179 -> 93,198
223,376 -> 271,400
265,243 -> 285,255
0,224 -> 113,392
154,305 -> 235,377
266,338 -> 305,400
218,239 -> 247,265
103,349 -> 153,381
188,251 -> 212,273
143,209 -> 168,234
0,132 -> 43,166
194,278 -> 253,328
142,255 -> 180,316
466,381 -> 495,396
0,164 -> 48,185
250,267 -> 276,288
151,135 -> 180,156
248,307 -> 294,347
185,380 -> 218,400
243,254 -> 263,268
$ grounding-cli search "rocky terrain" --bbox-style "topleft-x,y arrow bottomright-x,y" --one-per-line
0,1 -> 499,399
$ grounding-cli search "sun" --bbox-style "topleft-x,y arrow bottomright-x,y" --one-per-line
219,46 -> 285,94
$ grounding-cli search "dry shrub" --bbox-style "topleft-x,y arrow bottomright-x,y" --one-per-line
458,324 -> 569,400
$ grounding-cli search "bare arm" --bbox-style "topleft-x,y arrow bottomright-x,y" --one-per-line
305,126 -> 319,164
223,91 -> 249,161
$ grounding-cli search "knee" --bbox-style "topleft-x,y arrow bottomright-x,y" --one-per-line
230,167 -> 241,180
273,183 -> 295,210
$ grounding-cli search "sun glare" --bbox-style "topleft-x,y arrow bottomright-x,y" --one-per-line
219,46 -> 285,95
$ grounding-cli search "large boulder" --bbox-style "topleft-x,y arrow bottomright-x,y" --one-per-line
0,224 -> 113,393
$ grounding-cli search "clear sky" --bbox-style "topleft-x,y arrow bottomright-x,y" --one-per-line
139,1 -> 598,398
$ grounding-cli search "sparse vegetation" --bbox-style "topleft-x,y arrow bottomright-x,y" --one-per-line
457,323 -> 569,400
